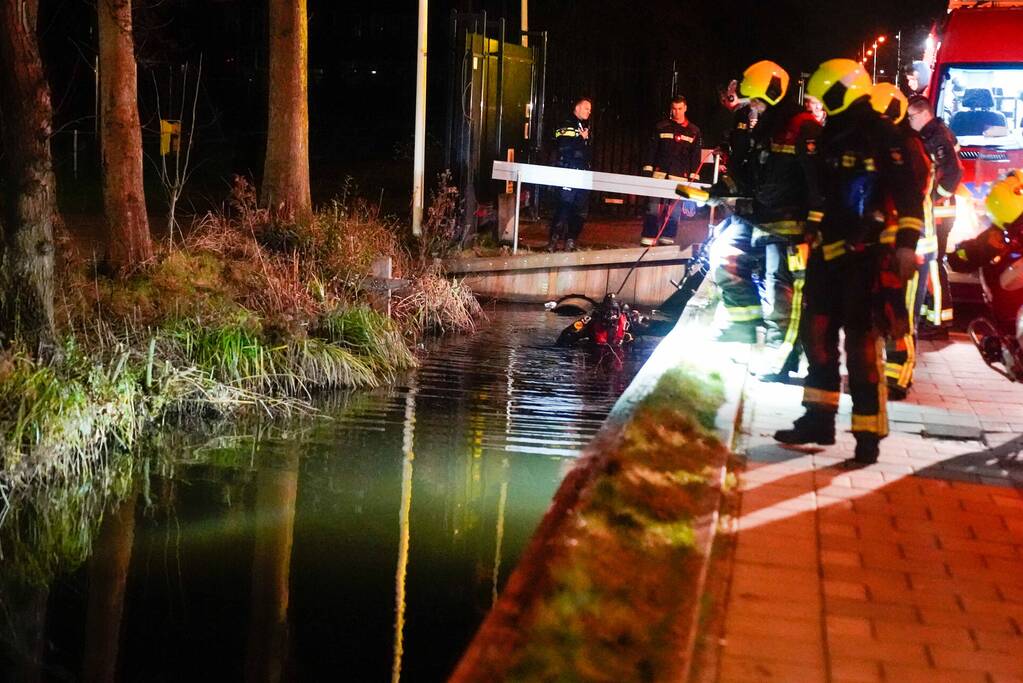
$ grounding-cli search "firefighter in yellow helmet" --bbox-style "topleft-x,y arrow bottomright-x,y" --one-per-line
708,60 -> 825,382
948,170 -> 1023,339
774,59 -> 924,465
870,83 -> 935,400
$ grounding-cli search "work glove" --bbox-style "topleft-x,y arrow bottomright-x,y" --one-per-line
709,174 -> 740,198
733,197 -> 754,216
895,246 -> 917,283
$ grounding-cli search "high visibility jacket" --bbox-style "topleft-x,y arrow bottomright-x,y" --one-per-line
553,116 -> 592,170
882,126 -> 933,246
749,101 -> 825,233
817,100 -> 924,254
642,118 -> 702,179
918,118 -> 963,202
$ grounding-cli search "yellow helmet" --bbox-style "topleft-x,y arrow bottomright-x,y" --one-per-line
740,60 -> 789,106
986,170 -> 1023,229
807,59 -> 873,115
870,83 -> 908,124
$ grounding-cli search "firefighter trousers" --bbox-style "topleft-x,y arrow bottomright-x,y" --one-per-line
884,247 -> 935,392
711,216 -> 762,330
710,216 -> 805,370
642,198 -> 692,243
802,248 -> 888,438
921,218 -> 954,327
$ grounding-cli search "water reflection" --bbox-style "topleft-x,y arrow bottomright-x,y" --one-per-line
245,446 -> 298,683
84,490 -> 137,683
0,307 -> 654,681
391,379 -> 417,683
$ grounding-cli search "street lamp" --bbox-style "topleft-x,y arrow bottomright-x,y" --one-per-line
872,35 -> 887,83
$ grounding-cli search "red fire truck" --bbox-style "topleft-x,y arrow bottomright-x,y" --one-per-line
927,0 -> 1023,240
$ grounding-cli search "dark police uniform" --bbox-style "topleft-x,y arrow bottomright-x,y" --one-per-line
640,117 -> 702,244
721,103 -> 757,194
799,99 -> 924,444
549,115 -> 592,249
918,117 -> 963,329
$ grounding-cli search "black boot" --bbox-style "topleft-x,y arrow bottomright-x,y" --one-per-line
546,232 -> 560,252
774,409 -> 836,445
853,433 -> 880,464
886,382 -> 908,401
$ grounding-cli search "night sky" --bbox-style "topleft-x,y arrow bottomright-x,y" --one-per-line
33,0 -> 950,213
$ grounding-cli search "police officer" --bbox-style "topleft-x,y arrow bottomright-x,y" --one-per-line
548,96 -> 593,252
708,61 -> 824,382
871,84 -> 933,400
640,95 -> 702,246
775,59 -> 924,465
907,95 -> 964,337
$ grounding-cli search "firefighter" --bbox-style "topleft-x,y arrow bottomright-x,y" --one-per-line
948,169 -> 1023,336
775,59 -> 924,465
871,84 -> 933,400
640,95 -> 702,246
804,94 -> 827,126
548,96 -> 593,252
708,61 -> 824,381
907,95 -> 964,337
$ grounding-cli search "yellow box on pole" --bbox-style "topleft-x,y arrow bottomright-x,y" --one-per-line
160,119 -> 182,156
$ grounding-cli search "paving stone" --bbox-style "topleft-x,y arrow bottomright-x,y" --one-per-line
891,421 -> 924,434
719,338 -> 1023,683
922,423 -> 984,440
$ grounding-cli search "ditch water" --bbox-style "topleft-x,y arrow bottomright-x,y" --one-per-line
1,306 -> 656,682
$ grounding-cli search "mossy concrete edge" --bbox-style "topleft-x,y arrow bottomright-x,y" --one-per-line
450,283 -> 751,682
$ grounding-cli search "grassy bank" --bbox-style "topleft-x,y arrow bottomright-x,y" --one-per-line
1,177 -> 482,502
451,365 -> 733,682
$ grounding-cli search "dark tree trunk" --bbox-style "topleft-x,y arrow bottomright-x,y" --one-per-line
0,0 -> 57,352
262,0 -> 312,223
98,0 -> 152,270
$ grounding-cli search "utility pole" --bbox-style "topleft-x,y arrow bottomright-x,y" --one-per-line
895,30 -> 903,88
411,0 -> 428,237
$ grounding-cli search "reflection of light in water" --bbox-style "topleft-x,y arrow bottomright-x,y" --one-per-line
391,382 -> 417,683
491,460 -> 509,607
506,348 -> 516,434
503,442 -> 582,457
331,312 -> 648,463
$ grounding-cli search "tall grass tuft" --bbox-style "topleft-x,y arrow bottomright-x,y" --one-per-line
7,175 -> 479,508
319,305 -> 416,375
393,267 -> 485,336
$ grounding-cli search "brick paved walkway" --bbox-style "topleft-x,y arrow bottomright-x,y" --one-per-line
714,335 -> 1023,682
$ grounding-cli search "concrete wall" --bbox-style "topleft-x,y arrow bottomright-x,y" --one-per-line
444,245 -> 691,307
